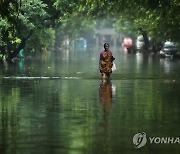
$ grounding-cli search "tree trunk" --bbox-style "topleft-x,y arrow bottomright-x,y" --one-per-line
6,31 -> 33,62
139,28 -> 150,51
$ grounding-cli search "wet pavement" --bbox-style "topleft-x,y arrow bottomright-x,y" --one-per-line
0,47 -> 180,154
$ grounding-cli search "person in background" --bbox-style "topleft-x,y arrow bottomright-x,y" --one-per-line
99,43 -> 115,79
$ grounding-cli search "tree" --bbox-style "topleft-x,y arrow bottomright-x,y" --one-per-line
55,0 -> 180,42
1,0 -> 179,62
0,0 -> 53,62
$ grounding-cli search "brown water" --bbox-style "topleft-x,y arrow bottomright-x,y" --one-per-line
0,48 -> 180,154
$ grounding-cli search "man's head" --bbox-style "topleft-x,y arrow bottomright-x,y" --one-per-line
104,43 -> 109,51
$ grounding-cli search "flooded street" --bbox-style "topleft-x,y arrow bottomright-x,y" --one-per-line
0,48 -> 180,154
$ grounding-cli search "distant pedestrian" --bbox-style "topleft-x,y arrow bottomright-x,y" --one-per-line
99,43 -> 115,79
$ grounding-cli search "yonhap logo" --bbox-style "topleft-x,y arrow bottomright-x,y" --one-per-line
133,132 -> 180,149
133,132 -> 147,148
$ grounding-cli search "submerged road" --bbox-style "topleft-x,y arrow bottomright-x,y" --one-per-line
0,47 -> 180,154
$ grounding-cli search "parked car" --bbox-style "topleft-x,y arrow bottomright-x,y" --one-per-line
74,37 -> 87,49
160,41 -> 178,57
136,35 -> 145,51
122,37 -> 133,48
122,37 -> 136,53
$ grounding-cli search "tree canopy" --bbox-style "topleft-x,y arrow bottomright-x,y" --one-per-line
54,0 -> 180,41
0,0 -> 180,60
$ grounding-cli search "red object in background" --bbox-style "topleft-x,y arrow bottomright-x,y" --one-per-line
122,37 -> 133,48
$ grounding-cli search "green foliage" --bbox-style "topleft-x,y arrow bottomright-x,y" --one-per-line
16,0 -> 47,30
54,0 -> 180,42
25,28 -> 55,53
1,0 -> 180,59
0,0 -> 47,38
0,0 -> 48,58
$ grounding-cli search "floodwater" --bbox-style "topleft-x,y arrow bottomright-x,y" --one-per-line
0,47 -> 180,154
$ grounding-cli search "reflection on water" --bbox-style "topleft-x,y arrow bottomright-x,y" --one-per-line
0,48 -> 180,153
99,79 -> 113,127
99,79 -> 112,103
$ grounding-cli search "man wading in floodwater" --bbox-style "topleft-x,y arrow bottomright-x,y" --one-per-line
99,43 -> 115,79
